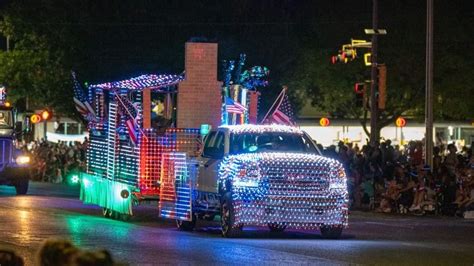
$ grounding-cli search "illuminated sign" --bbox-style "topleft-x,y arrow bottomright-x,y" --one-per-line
319,117 -> 330,127
30,114 -> 42,124
395,117 -> 406,127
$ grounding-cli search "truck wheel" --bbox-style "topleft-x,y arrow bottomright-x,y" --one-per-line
221,192 -> 242,238
320,225 -> 343,239
102,208 -> 112,218
15,180 -> 29,195
268,223 -> 286,233
120,213 -> 132,222
176,216 -> 196,231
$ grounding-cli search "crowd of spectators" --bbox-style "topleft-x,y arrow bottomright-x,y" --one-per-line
17,136 -> 474,218
319,140 -> 474,218
18,138 -> 88,184
0,238 -> 120,266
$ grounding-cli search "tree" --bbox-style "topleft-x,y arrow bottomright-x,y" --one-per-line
0,2 -> 75,115
284,47 -> 424,139
284,0 -> 474,142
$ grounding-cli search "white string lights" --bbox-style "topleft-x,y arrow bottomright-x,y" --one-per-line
219,152 -> 348,229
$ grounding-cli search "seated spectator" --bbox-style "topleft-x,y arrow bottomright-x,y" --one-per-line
0,249 -> 24,266
71,249 -> 115,266
398,172 -> 417,212
37,239 -> 79,266
376,180 -> 400,213
409,172 -> 426,211
359,177 -> 375,210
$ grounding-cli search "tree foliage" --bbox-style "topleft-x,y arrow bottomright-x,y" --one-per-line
0,0 -> 472,124
0,2 -> 74,114
283,0 -> 474,139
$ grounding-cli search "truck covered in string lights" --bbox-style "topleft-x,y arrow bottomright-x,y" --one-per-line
75,42 -> 348,238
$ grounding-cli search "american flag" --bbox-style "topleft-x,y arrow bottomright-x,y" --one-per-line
225,97 -> 247,114
125,118 -> 138,145
114,93 -> 141,145
262,87 -> 296,126
72,72 -> 96,120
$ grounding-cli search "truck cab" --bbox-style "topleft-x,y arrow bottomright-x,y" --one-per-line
0,105 -> 31,195
179,124 -> 348,238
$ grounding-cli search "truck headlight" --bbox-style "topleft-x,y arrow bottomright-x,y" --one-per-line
16,155 -> 31,165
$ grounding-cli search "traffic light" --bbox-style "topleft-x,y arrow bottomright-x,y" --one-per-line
354,82 -> 366,107
364,53 -> 372,66
354,82 -> 365,94
342,48 -> 356,61
331,53 -> 348,64
377,65 -> 387,110
41,109 -> 53,120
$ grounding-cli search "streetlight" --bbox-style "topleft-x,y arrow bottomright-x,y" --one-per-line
425,0 -> 434,167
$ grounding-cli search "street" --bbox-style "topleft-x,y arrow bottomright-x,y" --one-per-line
0,182 -> 473,266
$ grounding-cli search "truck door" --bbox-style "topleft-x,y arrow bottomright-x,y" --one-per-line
197,130 -> 226,193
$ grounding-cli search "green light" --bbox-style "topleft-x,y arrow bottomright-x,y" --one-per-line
71,175 -> 79,184
200,124 -> 211,135
80,172 -> 134,216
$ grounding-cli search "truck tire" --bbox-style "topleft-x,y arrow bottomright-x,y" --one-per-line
320,225 -> 343,239
176,215 -> 196,231
268,223 -> 286,233
15,180 -> 29,195
221,192 -> 242,238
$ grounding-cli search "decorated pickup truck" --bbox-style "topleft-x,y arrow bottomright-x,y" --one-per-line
180,124 -> 348,238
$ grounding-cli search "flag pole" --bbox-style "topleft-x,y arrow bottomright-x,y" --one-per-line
114,91 -> 148,141
261,86 -> 287,123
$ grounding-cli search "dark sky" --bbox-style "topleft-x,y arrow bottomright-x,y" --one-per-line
1,0 -> 473,83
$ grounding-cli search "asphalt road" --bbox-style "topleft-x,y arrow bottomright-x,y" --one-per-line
1,182 -> 473,266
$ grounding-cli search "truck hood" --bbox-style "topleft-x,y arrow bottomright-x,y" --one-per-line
220,152 -> 345,181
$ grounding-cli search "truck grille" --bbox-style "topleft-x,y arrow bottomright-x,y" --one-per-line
0,139 -> 13,171
266,166 -> 330,197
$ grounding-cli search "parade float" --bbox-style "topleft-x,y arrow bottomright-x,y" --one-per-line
74,42 -> 348,238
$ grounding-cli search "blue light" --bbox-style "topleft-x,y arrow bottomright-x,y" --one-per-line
248,145 -> 258,152
233,180 -> 259,187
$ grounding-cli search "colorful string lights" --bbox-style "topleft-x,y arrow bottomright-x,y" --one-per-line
90,74 -> 184,91
221,124 -> 303,135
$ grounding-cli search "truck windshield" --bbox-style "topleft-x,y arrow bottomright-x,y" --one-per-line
230,132 -> 318,155
0,110 -> 13,128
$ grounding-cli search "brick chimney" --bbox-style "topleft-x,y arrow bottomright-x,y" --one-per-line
177,42 -> 222,129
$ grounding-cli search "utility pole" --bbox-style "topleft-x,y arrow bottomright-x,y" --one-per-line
369,0 -> 379,147
425,0 -> 434,167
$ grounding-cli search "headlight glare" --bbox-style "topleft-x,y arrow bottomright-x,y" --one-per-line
16,155 -> 31,165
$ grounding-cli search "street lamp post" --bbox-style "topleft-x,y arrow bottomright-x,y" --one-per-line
369,0 -> 379,147
425,0 -> 434,167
